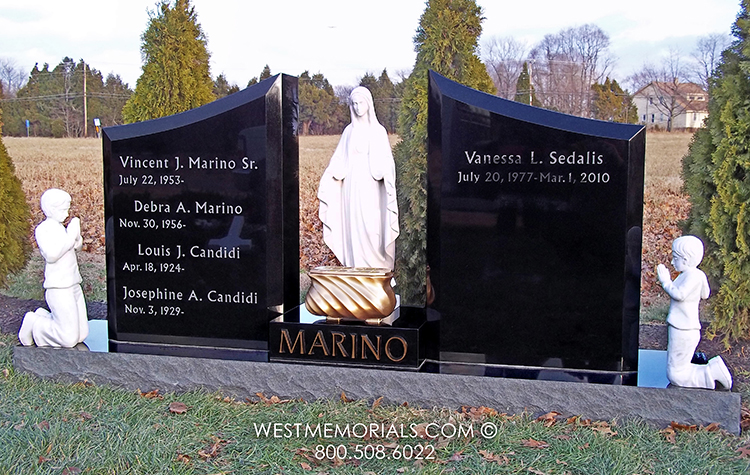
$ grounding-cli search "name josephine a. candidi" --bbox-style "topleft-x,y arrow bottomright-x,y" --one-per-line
122,286 -> 257,304
119,156 -> 258,171
133,200 -> 243,215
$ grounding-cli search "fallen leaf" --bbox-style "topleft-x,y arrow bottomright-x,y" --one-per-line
79,412 -> 93,421
528,468 -> 548,475
736,446 -> 750,458
176,453 -> 191,464
521,438 -> 549,449
372,396 -> 383,409
478,450 -> 509,465
137,389 -> 164,400
62,468 -> 81,475
168,401 -> 188,414
556,459 -> 568,465
35,421 -> 50,430
670,421 -> 697,432
704,422 -> 721,432
591,421 -> 618,437
578,443 -> 590,450
396,468 -> 408,473
661,427 -> 676,444
13,421 -> 25,430
300,461 -> 312,470
340,391 -> 353,403
37,456 -> 50,464
448,450 -> 464,462
2,368 -> 9,378
198,435 -> 227,460
536,411 -> 562,427
412,423 -> 432,439
461,405 -> 499,421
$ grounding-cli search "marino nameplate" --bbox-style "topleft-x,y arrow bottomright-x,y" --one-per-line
269,307 -> 428,370
103,75 -> 299,357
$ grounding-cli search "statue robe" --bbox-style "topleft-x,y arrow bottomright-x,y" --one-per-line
318,122 -> 398,270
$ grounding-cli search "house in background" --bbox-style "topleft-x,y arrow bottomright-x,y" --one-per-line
633,82 -> 708,131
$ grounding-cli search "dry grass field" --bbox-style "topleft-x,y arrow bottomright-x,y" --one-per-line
3,131 -> 692,306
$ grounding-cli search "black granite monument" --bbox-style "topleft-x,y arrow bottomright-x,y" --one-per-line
103,74 -> 298,359
427,71 -> 644,384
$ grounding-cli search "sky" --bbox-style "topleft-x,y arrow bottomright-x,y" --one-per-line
0,0 -> 741,90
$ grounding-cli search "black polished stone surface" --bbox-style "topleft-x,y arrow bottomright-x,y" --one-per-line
270,306 -> 431,370
427,71 -> 644,383
103,74 -> 299,356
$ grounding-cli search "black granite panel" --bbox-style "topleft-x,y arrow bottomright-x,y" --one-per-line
103,75 -> 299,353
427,72 -> 644,381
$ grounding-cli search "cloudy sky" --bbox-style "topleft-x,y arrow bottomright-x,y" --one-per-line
0,0 -> 740,89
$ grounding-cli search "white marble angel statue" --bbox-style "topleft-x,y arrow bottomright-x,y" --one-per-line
657,235 -> 732,389
18,188 -> 89,348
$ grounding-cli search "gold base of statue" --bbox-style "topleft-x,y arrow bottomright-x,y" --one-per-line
304,266 -> 397,322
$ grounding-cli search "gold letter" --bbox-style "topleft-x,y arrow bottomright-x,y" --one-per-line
279,329 -> 304,354
361,335 -> 381,360
308,330 -> 330,356
385,336 -> 408,362
331,332 -> 349,358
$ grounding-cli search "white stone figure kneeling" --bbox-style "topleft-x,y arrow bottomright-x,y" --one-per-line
18,189 -> 89,348
317,86 -> 399,270
657,235 -> 732,389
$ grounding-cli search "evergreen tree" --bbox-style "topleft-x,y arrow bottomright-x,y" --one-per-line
513,62 -> 540,106
0,102 -> 31,287
682,0 -> 750,343
122,0 -> 214,123
358,70 -> 398,133
590,77 -> 637,123
213,73 -> 239,99
4,58 -> 119,137
394,0 -> 495,304
298,71 -> 342,135
259,65 -> 272,81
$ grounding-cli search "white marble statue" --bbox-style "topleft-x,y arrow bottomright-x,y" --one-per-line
657,235 -> 732,389
317,86 -> 399,270
18,189 -> 89,348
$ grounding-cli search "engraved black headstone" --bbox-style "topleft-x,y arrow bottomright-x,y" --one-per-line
103,74 -> 298,359
427,71 -> 644,384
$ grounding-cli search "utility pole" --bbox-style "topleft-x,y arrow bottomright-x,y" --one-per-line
83,61 -> 88,137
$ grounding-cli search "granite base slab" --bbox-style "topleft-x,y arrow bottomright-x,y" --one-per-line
13,345 -> 741,435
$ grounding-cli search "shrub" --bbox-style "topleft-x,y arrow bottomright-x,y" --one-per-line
0,105 -> 31,287
682,0 -> 750,343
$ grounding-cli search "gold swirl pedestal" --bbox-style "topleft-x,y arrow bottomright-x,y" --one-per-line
304,266 -> 397,325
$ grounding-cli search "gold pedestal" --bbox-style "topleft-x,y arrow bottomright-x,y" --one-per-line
304,266 -> 397,322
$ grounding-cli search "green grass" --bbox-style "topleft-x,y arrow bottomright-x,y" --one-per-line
0,332 -> 748,473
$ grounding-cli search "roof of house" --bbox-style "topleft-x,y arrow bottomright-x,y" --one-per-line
634,81 -> 708,113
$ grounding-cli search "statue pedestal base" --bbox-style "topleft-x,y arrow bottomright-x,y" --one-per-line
270,306 -> 430,370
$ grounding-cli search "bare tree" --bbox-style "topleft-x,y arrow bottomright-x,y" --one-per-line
482,36 -> 528,99
528,24 -> 614,116
630,49 -> 701,132
691,33 -> 731,90
0,58 -> 28,98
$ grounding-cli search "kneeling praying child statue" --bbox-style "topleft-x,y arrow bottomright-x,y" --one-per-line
657,235 -> 732,389
18,189 -> 89,348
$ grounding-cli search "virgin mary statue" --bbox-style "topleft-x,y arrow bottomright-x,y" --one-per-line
317,86 -> 399,270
